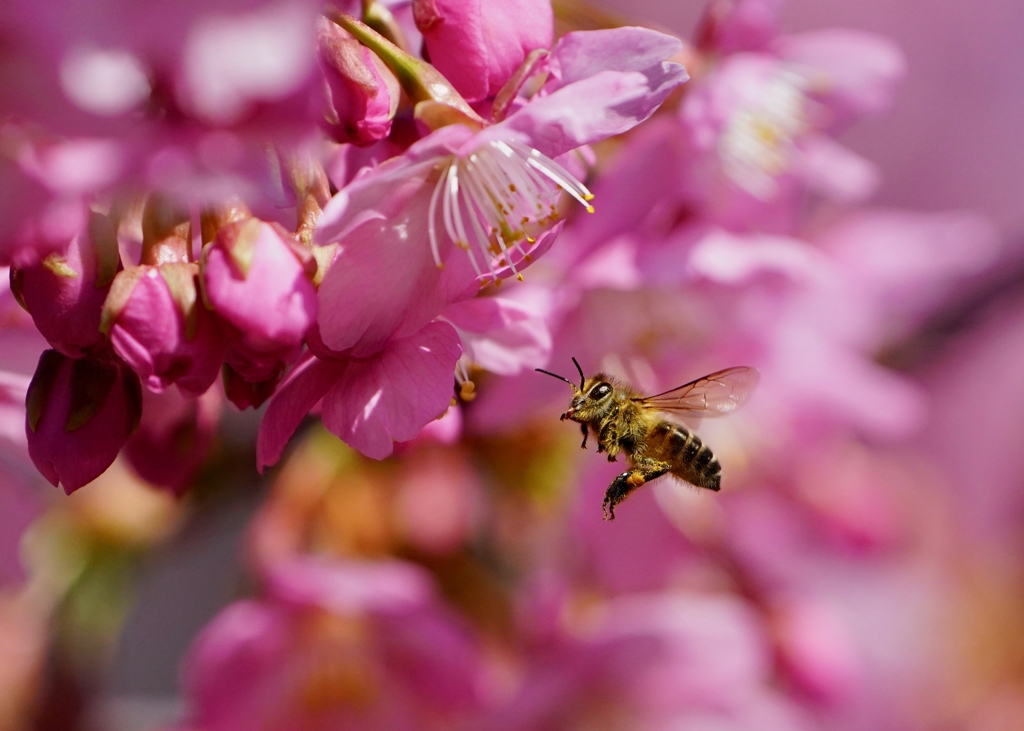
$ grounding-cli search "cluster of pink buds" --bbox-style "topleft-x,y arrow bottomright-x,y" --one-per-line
2,0 -> 687,493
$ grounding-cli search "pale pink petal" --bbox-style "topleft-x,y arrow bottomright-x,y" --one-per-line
796,135 -> 879,201
321,321 -> 462,459
817,209 -> 1001,322
687,228 -> 828,284
489,64 -> 688,160
256,353 -> 345,471
314,125 -> 473,244
444,294 -> 551,375
546,27 -> 684,89
404,404 -> 463,447
177,1 -> 318,125
773,29 -> 906,122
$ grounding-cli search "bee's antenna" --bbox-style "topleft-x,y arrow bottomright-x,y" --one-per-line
571,357 -> 585,390
535,369 -> 578,391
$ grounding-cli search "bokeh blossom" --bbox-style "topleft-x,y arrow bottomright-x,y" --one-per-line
1,0 -> 1023,729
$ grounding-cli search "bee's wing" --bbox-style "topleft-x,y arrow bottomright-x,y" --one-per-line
635,367 -> 759,416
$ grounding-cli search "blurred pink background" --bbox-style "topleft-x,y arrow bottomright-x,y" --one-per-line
596,0 -> 1024,238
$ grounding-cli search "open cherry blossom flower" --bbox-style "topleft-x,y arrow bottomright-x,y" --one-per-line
240,21 -> 689,464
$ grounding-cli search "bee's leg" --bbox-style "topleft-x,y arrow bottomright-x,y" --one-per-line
601,461 -> 670,521
598,419 -> 619,462
580,422 -> 589,450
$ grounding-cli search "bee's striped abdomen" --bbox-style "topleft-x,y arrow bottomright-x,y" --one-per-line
661,422 -> 721,491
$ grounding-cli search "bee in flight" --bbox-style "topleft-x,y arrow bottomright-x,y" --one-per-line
537,359 -> 759,520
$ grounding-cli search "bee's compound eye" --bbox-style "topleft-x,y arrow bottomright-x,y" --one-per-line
591,384 -> 611,399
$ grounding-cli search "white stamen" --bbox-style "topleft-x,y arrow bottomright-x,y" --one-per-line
718,69 -> 809,199
426,139 -> 594,279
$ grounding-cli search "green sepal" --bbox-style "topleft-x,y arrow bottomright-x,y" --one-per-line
65,358 -> 117,433
362,0 -> 410,52
159,262 -> 200,341
141,196 -> 191,265
327,12 -> 484,131
99,266 -> 147,336
492,48 -> 550,123
218,218 -> 262,279
310,243 -> 340,288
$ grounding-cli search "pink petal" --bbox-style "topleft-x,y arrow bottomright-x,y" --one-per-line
255,353 -> 345,471
203,222 -> 317,356
314,125 -> 473,245
321,321 -> 462,459
315,161 -> 477,356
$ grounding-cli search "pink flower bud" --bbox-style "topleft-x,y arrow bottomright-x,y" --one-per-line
10,211 -> 120,357
412,0 -> 553,102
317,17 -> 400,145
222,362 -> 282,410
201,219 -> 317,372
124,386 -> 222,494
25,350 -> 142,494
104,264 -> 226,396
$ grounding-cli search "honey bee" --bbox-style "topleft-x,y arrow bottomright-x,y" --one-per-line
537,359 -> 759,520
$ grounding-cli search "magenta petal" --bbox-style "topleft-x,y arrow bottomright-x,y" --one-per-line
416,0 -> 553,102
546,27 -> 685,89
15,226 -> 110,358
124,385 -> 221,493
110,267 -> 225,395
256,353 -> 344,471
321,321 -> 462,459
492,64 -> 688,160
203,221 -> 317,358
26,352 -> 140,493
182,600 -> 293,730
